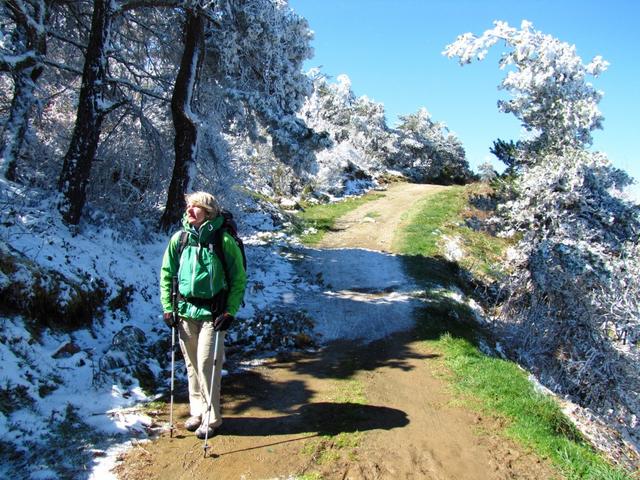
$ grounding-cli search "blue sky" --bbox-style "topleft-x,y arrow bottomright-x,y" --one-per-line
288,0 -> 640,198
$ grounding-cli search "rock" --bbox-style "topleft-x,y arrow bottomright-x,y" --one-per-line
52,342 -> 81,359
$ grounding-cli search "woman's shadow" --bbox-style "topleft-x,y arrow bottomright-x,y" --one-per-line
209,401 -> 408,457
218,401 -> 408,437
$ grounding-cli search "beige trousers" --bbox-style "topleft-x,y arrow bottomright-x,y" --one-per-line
178,318 -> 225,425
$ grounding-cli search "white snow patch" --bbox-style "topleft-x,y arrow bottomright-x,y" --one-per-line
292,248 -> 422,342
442,234 -> 464,262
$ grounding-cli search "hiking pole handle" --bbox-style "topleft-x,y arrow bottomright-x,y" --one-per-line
171,276 -> 179,323
169,276 -> 181,329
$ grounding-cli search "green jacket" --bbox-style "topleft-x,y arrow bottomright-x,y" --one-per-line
160,215 -> 247,319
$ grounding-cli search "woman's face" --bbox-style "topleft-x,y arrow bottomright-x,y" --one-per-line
186,203 -> 207,228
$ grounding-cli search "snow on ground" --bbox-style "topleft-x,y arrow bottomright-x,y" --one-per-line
0,182 -> 176,478
291,247 -> 422,342
0,179 -> 425,479
0,181 -> 313,479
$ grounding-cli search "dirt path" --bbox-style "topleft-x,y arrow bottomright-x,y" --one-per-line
115,183 -> 555,480
318,182 -> 447,252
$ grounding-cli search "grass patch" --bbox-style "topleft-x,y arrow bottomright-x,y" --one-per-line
140,400 -> 166,412
296,473 -> 323,480
393,183 -> 512,282
412,291 -> 632,479
330,378 -> 366,405
395,185 -> 467,256
298,373 -> 367,476
294,192 -> 384,244
307,376 -> 366,464
302,431 -> 363,466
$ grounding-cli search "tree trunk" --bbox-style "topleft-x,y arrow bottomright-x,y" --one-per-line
159,8 -> 205,231
57,0 -> 114,225
0,0 -> 48,180
1,67 -> 43,180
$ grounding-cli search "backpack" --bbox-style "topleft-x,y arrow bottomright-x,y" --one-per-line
177,208 -> 247,287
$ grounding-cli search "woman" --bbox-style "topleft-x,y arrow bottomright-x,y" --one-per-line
159,191 -> 247,439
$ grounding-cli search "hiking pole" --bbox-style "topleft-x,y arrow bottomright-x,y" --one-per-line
169,325 -> 176,438
169,277 -> 178,438
203,329 -> 221,458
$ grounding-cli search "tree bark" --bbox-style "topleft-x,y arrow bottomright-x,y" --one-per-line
159,7 -> 205,231
57,0 -> 114,225
1,66 -> 44,180
0,0 -> 48,180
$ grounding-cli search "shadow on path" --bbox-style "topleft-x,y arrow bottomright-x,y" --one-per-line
210,402 -> 408,459
220,402 -> 408,437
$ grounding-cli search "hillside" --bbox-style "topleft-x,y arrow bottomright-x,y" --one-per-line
0,178 -> 312,478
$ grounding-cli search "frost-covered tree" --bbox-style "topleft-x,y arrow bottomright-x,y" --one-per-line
85,7 -> 179,216
497,149 -> 639,443
478,161 -> 496,183
57,0 -> 184,225
393,107 -> 471,184
159,0 -> 315,227
300,72 -> 472,195
299,72 -> 393,194
57,0 -> 123,224
158,4 -> 204,230
204,0 -> 314,155
201,0 -> 317,191
444,20 -> 608,159
446,20 -> 640,446
0,0 -> 50,180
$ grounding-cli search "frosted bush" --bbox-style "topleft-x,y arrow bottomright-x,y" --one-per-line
392,108 -> 472,183
300,73 -> 472,195
497,150 -> 640,447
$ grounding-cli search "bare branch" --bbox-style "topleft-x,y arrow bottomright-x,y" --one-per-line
116,0 -> 184,15
0,52 -> 38,72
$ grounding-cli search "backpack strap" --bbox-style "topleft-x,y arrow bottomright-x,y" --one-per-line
213,228 -> 229,287
177,231 -> 189,258
206,238 -> 227,314
212,228 -> 233,313
172,231 -> 190,305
